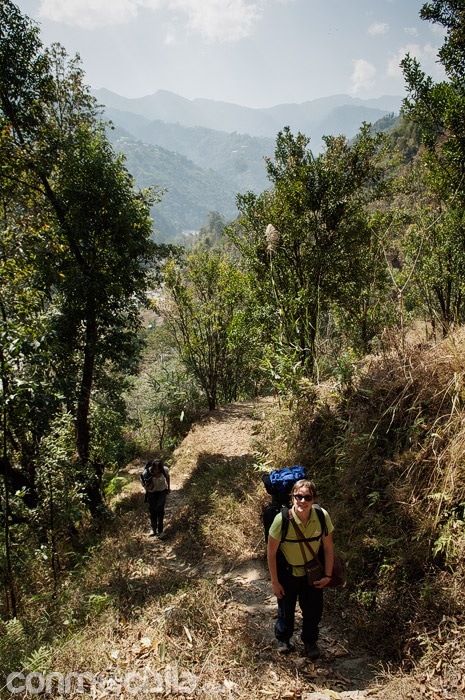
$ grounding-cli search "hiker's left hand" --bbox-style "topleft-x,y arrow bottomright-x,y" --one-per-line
314,576 -> 331,589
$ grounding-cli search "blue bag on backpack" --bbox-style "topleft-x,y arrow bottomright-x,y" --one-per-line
269,465 -> 306,493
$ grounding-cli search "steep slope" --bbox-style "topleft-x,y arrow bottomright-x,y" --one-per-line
108,114 -> 275,193
17,392 -> 462,700
116,398 -> 457,699
108,129 -> 239,239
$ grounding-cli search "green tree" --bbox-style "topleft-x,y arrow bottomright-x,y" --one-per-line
401,2 -> 465,334
227,126 -> 389,381
0,133 -> 58,509
48,123 -> 157,514
161,251 -> 259,410
0,1 -> 164,518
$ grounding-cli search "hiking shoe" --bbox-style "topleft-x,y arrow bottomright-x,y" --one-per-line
158,532 -> 167,540
277,640 -> 294,654
148,531 -> 157,537
304,643 -> 321,660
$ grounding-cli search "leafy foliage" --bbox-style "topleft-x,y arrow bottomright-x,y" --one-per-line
400,2 -> 465,334
126,326 -> 206,452
0,0 -> 173,616
0,0 -> 162,517
160,250 -> 262,409
227,125 -> 392,384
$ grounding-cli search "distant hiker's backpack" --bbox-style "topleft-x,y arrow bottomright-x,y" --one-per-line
140,460 -> 169,489
261,465 -> 307,541
140,465 -> 153,488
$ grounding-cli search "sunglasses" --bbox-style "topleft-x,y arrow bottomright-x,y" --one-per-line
294,494 -> 313,502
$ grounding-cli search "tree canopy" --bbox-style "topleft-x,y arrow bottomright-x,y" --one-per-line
0,0 -> 164,531
226,125 -> 391,383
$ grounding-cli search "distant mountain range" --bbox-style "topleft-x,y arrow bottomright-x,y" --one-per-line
94,88 -> 402,140
94,89 -> 402,242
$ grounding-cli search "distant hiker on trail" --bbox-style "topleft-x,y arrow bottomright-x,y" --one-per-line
140,458 -> 171,539
267,479 -> 335,660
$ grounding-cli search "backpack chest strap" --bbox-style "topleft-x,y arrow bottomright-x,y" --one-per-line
286,512 -> 322,545
284,533 -> 322,543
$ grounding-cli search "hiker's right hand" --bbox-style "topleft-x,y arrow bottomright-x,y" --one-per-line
272,580 -> 285,599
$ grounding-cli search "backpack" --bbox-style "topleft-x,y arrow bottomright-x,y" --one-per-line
140,461 -> 169,488
269,466 -> 306,497
261,465 -> 307,541
140,465 -> 152,487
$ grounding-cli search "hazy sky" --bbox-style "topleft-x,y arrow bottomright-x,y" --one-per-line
15,0 -> 446,108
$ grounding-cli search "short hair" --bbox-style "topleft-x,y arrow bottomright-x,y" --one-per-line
291,479 -> 317,499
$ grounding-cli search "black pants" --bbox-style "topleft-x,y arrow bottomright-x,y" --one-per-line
147,490 -> 167,534
275,569 -> 324,645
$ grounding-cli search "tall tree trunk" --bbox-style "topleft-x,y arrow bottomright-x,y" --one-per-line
75,302 -> 106,518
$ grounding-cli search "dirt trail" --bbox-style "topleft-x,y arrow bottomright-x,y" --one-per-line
130,399 -> 392,700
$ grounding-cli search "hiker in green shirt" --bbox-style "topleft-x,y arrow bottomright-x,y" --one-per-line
267,479 -> 335,659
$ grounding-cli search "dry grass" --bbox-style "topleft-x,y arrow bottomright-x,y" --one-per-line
0,482 -> 263,699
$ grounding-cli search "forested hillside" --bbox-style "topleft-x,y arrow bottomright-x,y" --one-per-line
1,1 -> 465,698
108,128 -> 240,240
114,118 -> 275,193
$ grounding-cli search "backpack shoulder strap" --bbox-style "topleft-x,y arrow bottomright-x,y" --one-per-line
313,503 -> 328,537
280,505 -> 290,543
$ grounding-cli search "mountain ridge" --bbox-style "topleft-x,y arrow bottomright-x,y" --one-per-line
93,88 -> 402,140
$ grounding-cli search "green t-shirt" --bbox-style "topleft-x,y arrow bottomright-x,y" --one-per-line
269,505 -> 334,577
